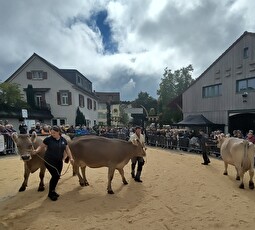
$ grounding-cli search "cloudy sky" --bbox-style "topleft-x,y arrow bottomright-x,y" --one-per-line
0,0 -> 255,101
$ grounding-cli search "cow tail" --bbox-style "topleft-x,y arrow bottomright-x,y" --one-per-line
241,140 -> 250,171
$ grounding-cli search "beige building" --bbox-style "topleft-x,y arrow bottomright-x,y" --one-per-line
182,31 -> 255,134
5,53 -> 98,128
95,92 -> 121,127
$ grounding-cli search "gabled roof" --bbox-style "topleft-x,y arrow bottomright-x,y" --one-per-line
183,31 -> 255,93
5,53 -> 95,97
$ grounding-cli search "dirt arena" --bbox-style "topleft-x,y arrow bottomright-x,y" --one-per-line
1,147 -> 255,230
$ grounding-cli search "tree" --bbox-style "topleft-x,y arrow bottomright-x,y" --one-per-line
26,84 -> 36,108
157,65 -> 194,125
0,82 -> 27,109
106,102 -> 111,126
75,107 -> 86,127
119,104 -> 129,126
132,92 -> 158,115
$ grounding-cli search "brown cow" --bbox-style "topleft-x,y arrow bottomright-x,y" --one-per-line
12,132 -> 46,192
69,135 -> 146,194
11,132 -> 72,192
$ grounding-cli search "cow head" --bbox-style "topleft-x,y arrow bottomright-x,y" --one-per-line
131,139 -> 146,157
12,132 -> 37,161
216,133 -> 226,148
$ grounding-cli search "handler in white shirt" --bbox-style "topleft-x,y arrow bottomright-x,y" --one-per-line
129,126 -> 146,182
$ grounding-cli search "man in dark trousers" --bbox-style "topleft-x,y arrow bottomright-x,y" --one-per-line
198,129 -> 210,165
129,126 -> 146,182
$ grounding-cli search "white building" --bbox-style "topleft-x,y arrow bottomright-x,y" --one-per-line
5,53 -> 98,128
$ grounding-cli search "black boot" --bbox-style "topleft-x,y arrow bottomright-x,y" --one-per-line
134,171 -> 143,183
131,163 -> 136,178
48,191 -> 58,201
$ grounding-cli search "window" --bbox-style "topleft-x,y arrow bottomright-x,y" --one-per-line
27,71 -> 47,80
87,98 -> 92,110
35,93 -> 42,107
98,112 -> 106,119
79,94 -> 85,107
202,84 -> 222,98
57,91 -> 72,105
237,77 -> 255,92
98,103 -> 107,110
93,100 -> 97,111
243,47 -> 249,59
61,92 -> 68,105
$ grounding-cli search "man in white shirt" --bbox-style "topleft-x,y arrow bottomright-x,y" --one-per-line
129,126 -> 146,182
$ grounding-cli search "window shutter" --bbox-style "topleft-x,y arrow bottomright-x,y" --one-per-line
43,72 -> 47,79
68,92 -> 72,105
27,72 -> 32,79
57,92 -> 61,105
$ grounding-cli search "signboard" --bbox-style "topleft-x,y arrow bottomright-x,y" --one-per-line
21,109 -> 28,118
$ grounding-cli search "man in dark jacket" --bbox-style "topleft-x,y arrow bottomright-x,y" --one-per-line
198,129 -> 210,165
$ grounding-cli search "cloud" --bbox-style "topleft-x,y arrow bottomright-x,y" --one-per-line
0,0 -> 254,101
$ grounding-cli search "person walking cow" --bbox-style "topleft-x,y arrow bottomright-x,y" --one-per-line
130,126 -> 147,182
34,126 -> 74,201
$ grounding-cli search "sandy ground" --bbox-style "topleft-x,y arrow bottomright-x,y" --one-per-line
1,147 -> 255,230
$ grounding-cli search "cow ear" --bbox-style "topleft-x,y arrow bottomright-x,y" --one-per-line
11,132 -> 18,143
31,131 -> 37,142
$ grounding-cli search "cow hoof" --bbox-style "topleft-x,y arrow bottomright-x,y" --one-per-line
80,182 -> 85,187
19,186 -> 26,192
223,172 -> 228,176
249,181 -> 254,189
123,180 -> 128,185
239,183 -> 244,189
108,190 -> 114,194
85,182 -> 89,186
236,176 -> 240,181
38,187 -> 45,192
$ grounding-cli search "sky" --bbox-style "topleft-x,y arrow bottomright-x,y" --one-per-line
0,0 -> 255,101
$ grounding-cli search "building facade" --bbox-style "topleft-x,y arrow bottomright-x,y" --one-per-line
95,92 -> 121,127
5,53 -> 98,128
182,31 -> 255,134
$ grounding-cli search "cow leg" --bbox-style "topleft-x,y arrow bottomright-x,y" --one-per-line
76,166 -> 88,187
19,164 -> 30,192
107,167 -> 115,194
223,162 -> 228,176
38,166 -> 46,191
238,168 -> 245,189
235,166 -> 240,180
117,168 -> 128,185
248,168 -> 254,189
81,166 -> 89,186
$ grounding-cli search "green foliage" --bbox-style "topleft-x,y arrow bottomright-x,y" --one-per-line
75,107 -> 86,127
0,82 -> 28,109
26,84 -> 36,108
119,104 -> 129,126
106,102 -> 111,126
157,65 -> 194,125
132,91 -> 158,115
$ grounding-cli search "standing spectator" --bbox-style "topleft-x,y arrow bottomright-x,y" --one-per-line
198,129 -> 210,165
35,122 -> 42,134
246,130 -> 255,144
129,126 -> 146,182
19,122 -> 28,134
